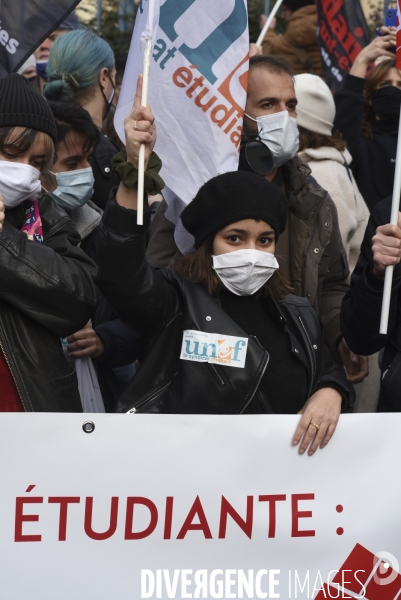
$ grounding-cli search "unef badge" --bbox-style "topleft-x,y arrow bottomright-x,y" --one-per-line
180,330 -> 248,368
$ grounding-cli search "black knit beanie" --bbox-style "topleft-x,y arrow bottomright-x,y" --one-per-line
283,0 -> 315,12
0,73 -> 57,144
181,171 -> 289,249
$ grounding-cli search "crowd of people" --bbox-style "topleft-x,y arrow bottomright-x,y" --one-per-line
1,0 -> 401,456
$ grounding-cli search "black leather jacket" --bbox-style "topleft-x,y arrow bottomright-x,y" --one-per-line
95,200 -> 354,414
0,195 -> 98,411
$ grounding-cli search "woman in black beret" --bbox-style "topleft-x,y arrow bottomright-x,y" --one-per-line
95,82 -> 354,456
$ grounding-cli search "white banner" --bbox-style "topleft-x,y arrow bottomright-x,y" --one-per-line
1,414 -> 401,599
115,0 -> 249,252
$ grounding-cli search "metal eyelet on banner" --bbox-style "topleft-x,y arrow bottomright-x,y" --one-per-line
82,421 -> 95,434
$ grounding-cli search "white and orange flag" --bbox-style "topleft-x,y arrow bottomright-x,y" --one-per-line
115,0 -> 249,252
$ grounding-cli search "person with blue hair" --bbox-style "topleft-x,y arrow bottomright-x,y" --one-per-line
44,29 -> 120,210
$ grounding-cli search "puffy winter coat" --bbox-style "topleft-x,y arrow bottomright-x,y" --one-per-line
298,146 -> 369,274
261,6 -> 323,77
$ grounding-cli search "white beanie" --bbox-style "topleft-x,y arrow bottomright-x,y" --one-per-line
17,54 -> 36,76
294,74 -> 335,136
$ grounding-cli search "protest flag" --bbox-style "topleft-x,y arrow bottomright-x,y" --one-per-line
398,0 -> 401,70
380,1 -> 401,334
0,0 -> 81,77
115,0 -> 249,252
316,0 -> 370,93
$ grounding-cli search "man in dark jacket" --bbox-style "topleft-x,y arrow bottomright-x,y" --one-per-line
146,55 -> 368,382
0,73 -> 98,411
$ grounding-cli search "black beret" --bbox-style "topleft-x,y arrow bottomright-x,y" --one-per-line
181,171 -> 289,249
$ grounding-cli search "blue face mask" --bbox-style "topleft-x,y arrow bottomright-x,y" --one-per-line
36,60 -> 48,81
50,167 -> 95,210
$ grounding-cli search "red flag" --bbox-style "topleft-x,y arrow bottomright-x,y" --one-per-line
397,0 -> 401,70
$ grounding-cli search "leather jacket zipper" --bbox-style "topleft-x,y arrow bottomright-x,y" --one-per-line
239,336 -> 269,414
298,316 -> 316,397
0,331 -> 28,411
126,376 -> 176,414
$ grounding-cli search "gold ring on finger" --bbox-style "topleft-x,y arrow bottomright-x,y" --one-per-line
310,422 -> 320,430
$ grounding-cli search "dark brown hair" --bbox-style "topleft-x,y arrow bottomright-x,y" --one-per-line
0,126 -> 55,172
249,54 -> 294,79
298,125 -> 347,152
174,235 -> 293,300
362,58 -> 396,139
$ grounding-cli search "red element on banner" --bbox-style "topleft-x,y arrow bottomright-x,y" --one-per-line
259,494 -> 286,538
125,497 -> 158,540
218,495 -> 253,539
315,583 -> 344,599
332,543 -> 376,591
48,497 -> 80,541
336,504 -> 343,513
336,527 -> 344,535
364,564 -> 401,599
84,497 -> 119,540
15,496 -> 43,542
291,494 -> 315,537
163,497 -> 174,540
315,543 -> 401,599
25,485 -> 36,493
176,496 -> 212,539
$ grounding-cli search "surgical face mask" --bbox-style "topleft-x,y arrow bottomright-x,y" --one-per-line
212,249 -> 279,296
245,110 -> 299,168
0,160 -> 41,208
36,60 -> 48,81
50,167 -> 95,210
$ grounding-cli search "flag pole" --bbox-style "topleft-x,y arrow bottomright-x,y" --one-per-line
137,38 -> 152,226
379,101 -> 401,334
256,0 -> 285,47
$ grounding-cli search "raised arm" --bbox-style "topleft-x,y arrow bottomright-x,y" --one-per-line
94,76 -> 178,340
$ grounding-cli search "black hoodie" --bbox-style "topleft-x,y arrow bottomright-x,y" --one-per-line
334,74 -> 398,212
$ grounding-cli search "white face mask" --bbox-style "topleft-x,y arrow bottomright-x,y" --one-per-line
0,160 -> 41,208
49,167 -> 95,210
212,249 -> 279,296
245,110 -> 299,168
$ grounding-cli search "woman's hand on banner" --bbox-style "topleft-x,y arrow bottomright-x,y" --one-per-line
0,193 -> 4,233
372,213 -> 401,278
124,74 -> 156,171
292,388 -> 342,456
351,26 -> 396,78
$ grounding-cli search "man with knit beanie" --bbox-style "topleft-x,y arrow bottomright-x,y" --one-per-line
0,73 -> 98,411
260,0 -> 323,77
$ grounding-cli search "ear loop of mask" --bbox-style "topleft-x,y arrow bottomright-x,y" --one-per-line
101,73 -> 116,119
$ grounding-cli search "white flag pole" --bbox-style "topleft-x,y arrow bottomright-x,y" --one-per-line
137,38 -> 152,226
256,0 -> 285,47
379,101 -> 401,334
